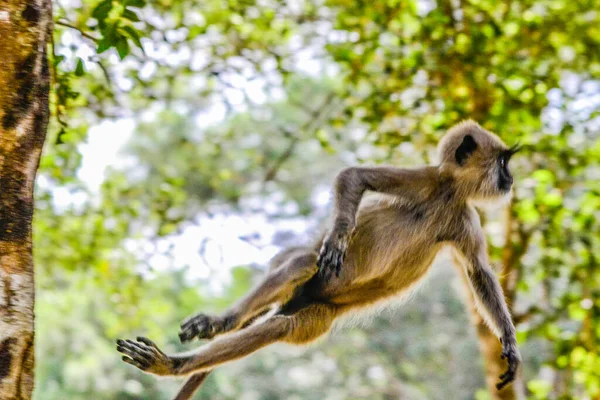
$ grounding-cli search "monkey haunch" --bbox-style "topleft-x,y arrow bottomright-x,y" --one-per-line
117,120 -> 522,398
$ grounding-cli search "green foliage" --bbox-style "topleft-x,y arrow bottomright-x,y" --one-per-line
38,0 -> 600,398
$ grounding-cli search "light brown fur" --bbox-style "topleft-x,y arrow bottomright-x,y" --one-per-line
116,120 -> 522,398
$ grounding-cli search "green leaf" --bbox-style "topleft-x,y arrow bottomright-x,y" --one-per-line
53,54 -> 65,67
189,24 -> 206,38
92,0 -> 112,21
158,223 -> 176,236
97,37 -> 112,53
121,25 -> 143,50
116,37 -> 130,59
122,8 -> 140,22
55,128 -> 67,145
75,58 -> 85,77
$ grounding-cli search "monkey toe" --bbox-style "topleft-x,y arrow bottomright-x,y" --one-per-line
116,339 -> 154,370
496,371 -> 515,390
496,355 -> 518,390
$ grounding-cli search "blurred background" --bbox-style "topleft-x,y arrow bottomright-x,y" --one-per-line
36,0 -> 600,399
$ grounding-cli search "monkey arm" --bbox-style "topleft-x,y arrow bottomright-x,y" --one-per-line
333,166 -> 432,225
318,166 -> 433,279
457,244 -> 521,390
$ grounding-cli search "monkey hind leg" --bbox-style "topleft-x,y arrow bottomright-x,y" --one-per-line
281,303 -> 339,344
267,246 -> 315,271
175,303 -> 338,375
179,249 -> 319,343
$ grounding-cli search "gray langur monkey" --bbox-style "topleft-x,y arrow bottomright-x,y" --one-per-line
117,120 -> 523,399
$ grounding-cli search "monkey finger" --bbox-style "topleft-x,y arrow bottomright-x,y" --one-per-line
122,355 -> 150,370
122,355 -> 141,368
116,344 -> 136,358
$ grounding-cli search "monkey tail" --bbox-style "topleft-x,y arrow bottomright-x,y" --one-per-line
171,371 -> 212,400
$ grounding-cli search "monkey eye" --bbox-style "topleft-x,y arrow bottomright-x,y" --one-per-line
500,156 -> 506,168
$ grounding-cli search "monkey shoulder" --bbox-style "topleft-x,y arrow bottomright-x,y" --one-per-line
428,203 -> 483,245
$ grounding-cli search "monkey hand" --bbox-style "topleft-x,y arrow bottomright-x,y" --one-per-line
317,225 -> 353,280
116,336 -> 178,376
496,339 -> 521,390
179,313 -> 232,342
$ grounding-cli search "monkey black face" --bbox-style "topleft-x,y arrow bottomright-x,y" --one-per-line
497,144 -> 521,192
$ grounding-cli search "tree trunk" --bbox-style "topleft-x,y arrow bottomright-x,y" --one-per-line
0,0 -> 51,398
455,263 -> 526,400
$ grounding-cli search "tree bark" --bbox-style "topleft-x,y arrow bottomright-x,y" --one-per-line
0,0 -> 51,398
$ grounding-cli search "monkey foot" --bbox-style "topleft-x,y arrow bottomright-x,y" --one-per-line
317,236 -> 347,280
179,313 -> 228,342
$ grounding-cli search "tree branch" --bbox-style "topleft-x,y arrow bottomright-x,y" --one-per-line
264,133 -> 300,182
55,20 -> 99,42
263,92 -> 336,182
500,196 -> 533,304
94,57 -> 113,87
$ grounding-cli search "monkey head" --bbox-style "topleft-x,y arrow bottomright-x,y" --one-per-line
437,120 -> 520,204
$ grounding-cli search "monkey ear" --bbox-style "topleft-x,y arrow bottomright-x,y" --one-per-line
455,135 -> 477,166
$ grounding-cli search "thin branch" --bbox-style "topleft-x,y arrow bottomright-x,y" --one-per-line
264,134 -> 300,182
55,20 -> 99,43
263,92 -> 336,182
94,57 -> 113,87
55,20 -> 115,92
513,305 -> 542,325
